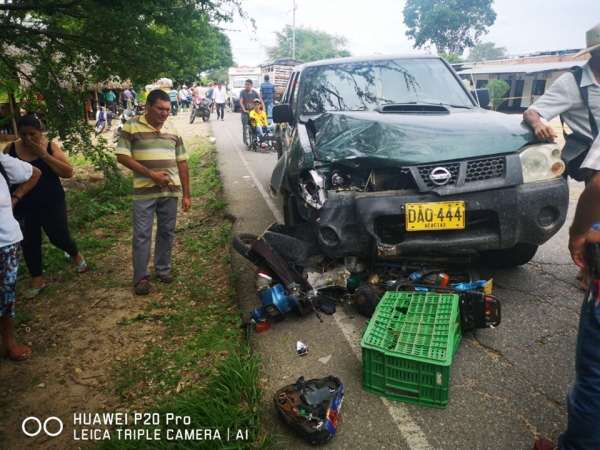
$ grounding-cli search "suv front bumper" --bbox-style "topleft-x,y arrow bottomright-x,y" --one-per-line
312,178 -> 569,259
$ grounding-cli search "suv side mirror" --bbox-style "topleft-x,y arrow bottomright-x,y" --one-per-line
273,104 -> 293,123
470,89 -> 490,109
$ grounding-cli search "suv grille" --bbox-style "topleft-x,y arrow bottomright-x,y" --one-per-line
417,163 -> 460,188
416,156 -> 506,188
466,157 -> 505,182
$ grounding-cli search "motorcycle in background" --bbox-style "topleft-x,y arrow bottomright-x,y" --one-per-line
189,96 -> 211,123
132,99 -> 145,115
94,106 -> 112,134
112,109 -> 135,143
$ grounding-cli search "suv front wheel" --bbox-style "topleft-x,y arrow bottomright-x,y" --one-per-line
480,243 -> 538,268
283,193 -> 305,226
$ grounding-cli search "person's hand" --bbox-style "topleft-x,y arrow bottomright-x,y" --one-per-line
569,230 -> 600,268
150,171 -> 170,188
24,140 -> 48,158
532,123 -> 557,142
181,195 -> 191,212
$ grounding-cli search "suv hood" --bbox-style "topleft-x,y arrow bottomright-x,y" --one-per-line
309,109 -> 534,166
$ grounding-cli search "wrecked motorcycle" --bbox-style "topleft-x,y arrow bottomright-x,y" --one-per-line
233,225 -> 500,332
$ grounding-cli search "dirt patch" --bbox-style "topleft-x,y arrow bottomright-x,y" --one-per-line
0,113 -> 214,450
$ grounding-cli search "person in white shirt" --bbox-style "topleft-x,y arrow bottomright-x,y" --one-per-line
0,153 -> 40,361
211,81 -> 228,121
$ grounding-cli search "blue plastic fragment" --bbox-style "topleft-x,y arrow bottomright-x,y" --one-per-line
451,280 -> 488,290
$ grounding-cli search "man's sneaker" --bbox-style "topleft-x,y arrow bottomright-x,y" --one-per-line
134,279 -> 150,295
156,273 -> 174,284
261,142 -> 267,148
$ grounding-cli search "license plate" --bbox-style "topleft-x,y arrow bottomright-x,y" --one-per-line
405,201 -> 465,231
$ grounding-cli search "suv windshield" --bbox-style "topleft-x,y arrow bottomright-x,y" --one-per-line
301,58 -> 474,113
233,77 -> 259,88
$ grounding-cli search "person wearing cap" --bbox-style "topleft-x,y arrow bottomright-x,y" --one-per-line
211,81 -> 227,121
524,23 -> 600,292
531,24 -> 600,450
249,98 -> 273,148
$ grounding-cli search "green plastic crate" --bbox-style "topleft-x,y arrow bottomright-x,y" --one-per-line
361,291 -> 461,409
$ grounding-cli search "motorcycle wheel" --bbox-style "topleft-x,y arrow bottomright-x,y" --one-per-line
189,108 -> 196,124
202,111 -> 210,122
112,128 -> 121,143
94,121 -> 106,135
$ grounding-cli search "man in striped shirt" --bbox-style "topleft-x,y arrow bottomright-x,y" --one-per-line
115,89 -> 191,295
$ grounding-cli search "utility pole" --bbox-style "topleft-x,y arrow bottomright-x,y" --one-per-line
292,0 -> 297,59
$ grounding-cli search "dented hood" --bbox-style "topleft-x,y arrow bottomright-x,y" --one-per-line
310,109 -> 534,166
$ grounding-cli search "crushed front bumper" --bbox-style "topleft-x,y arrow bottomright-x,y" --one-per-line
312,178 -> 569,259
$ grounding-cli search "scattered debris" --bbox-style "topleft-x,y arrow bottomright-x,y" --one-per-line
318,355 -> 332,364
296,341 -> 308,356
234,224 -> 501,332
274,376 -> 344,444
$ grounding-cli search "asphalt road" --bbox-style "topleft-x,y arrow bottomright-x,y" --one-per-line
209,110 -> 584,450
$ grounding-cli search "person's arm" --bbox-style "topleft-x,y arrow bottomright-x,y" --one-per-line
523,109 -> 557,142
26,141 -> 74,178
11,166 -> 41,209
177,160 -> 191,212
569,170 -> 600,270
116,154 -> 170,187
240,96 -> 246,113
523,74 -> 573,142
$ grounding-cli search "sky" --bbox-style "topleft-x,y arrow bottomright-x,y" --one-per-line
224,0 -> 598,67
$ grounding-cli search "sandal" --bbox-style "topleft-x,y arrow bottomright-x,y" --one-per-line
75,258 -> 89,274
25,285 -> 45,300
4,344 -> 31,361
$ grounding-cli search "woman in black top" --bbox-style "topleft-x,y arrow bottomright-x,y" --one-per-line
2,114 -> 88,298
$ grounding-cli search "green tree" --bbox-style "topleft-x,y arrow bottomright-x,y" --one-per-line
439,53 -> 464,64
0,0 -> 243,178
468,42 -> 507,62
486,79 -> 510,110
266,25 -> 351,63
207,67 -> 232,84
403,0 -> 496,56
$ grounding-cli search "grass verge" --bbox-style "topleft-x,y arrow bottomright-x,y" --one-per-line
15,136 -> 279,448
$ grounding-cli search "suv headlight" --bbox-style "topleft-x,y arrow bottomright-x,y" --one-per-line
519,143 -> 565,183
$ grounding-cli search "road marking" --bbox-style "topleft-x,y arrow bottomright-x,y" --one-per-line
223,126 -> 284,224
221,120 -> 432,449
333,313 -> 433,450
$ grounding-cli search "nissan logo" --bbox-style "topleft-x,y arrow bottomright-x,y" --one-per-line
429,167 -> 452,186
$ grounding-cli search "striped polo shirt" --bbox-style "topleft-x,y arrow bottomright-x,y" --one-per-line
115,114 -> 188,199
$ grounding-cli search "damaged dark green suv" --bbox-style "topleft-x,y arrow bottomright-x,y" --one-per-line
270,55 -> 569,267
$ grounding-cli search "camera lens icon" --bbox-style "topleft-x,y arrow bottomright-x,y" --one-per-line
22,416 -> 64,437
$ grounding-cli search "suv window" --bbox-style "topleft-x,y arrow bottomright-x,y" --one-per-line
300,59 -> 474,114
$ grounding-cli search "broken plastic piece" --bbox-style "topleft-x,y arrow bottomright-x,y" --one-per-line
254,320 -> 271,333
319,297 -> 337,315
304,387 -> 331,405
296,341 -> 308,356
318,355 -> 332,364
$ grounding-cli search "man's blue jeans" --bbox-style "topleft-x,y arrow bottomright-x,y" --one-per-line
256,124 -> 274,137
265,102 -> 273,123
558,277 -> 600,449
